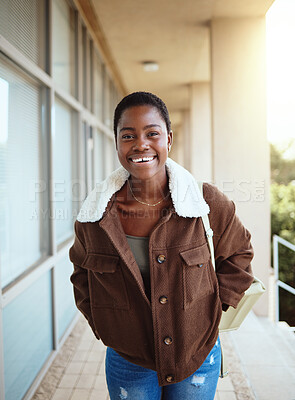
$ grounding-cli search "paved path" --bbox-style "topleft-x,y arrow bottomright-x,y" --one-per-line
230,311 -> 295,400
32,316 -> 256,400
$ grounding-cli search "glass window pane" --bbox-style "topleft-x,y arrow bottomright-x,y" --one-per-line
0,56 -> 48,288
52,0 -> 76,96
94,50 -> 103,121
54,97 -> 75,245
84,124 -> 94,194
55,257 -> 77,340
0,0 -> 46,70
104,137 -> 116,177
89,127 -> 94,191
89,41 -> 94,112
110,80 -> 118,121
82,26 -> 93,111
94,129 -> 105,182
82,29 -> 93,111
82,26 -> 88,107
3,271 -> 53,400
103,70 -> 112,128
114,151 -> 121,170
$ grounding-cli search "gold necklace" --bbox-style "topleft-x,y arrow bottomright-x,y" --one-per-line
127,179 -> 169,207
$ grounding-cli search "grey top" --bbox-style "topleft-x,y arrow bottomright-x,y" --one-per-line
126,235 -> 151,301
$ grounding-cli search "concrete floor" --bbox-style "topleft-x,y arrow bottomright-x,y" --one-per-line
31,316 -> 256,400
230,311 -> 295,400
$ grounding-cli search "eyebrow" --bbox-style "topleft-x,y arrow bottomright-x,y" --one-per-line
119,124 -> 161,133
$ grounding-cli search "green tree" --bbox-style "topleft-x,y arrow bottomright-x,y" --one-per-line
271,183 -> 295,243
270,140 -> 295,184
270,142 -> 295,326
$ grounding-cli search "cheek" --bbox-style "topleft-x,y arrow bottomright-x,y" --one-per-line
160,139 -> 169,152
116,149 -> 124,161
116,141 -> 125,154
116,145 -> 129,164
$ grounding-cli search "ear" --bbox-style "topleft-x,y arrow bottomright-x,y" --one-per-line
167,130 -> 173,150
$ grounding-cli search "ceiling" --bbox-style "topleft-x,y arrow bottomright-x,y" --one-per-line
90,0 -> 275,115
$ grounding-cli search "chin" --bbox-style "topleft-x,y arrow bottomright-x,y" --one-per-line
129,170 -> 156,181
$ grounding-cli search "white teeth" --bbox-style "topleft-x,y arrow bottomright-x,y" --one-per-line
131,156 -> 155,163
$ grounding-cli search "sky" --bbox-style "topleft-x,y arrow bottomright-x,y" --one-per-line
266,0 -> 295,156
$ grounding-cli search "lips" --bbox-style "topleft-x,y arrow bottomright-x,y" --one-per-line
129,155 -> 157,164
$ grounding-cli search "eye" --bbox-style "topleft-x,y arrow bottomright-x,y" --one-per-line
148,131 -> 159,137
122,134 -> 134,140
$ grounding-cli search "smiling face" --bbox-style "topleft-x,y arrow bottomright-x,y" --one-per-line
116,105 -> 173,181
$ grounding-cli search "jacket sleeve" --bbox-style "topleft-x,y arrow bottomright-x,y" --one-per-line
69,220 -> 100,339
205,184 -> 254,309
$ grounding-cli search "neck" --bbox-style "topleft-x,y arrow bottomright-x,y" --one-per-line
128,173 -> 169,203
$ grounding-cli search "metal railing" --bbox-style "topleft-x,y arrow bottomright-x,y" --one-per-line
273,234 -> 295,330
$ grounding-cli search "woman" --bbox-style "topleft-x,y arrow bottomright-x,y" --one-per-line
69,91 -> 254,399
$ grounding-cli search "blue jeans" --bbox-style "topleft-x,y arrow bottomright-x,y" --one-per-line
105,337 -> 221,400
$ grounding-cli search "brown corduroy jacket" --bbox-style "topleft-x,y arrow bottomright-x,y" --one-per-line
69,158 -> 254,386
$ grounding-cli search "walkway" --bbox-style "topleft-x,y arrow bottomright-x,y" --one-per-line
230,311 -> 295,400
32,316 -> 256,400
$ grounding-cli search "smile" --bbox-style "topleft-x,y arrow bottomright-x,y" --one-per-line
129,155 -> 157,164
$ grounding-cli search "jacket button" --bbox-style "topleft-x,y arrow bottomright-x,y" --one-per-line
159,296 -> 168,304
164,336 -> 173,345
157,254 -> 166,263
166,375 -> 174,383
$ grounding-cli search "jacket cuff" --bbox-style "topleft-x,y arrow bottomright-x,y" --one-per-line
219,286 -> 245,309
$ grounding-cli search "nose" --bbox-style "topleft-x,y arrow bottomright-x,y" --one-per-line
132,136 -> 149,151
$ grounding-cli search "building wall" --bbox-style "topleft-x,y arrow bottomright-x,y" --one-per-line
0,1 -> 120,399
189,82 -> 213,182
179,18 -> 270,316
211,18 -> 270,316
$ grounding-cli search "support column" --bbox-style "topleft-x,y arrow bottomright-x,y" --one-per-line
211,18 -> 270,316
180,110 -> 190,171
170,110 -> 190,170
189,82 -> 213,182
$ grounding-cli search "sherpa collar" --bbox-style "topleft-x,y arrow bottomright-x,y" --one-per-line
77,157 -> 210,223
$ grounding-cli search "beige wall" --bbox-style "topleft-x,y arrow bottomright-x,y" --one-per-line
211,18 -> 270,316
171,110 -> 191,171
190,82 -> 213,182
182,110 -> 191,172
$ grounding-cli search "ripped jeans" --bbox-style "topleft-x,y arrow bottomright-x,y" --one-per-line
105,337 -> 221,400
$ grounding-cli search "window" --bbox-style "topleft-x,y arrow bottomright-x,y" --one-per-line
52,0 -> 76,96
104,136 -> 116,177
0,1 -> 122,397
0,0 -> 47,70
3,272 -> 53,400
53,97 -> 77,245
110,79 -> 119,117
83,123 -> 95,194
55,257 -> 77,340
82,28 -> 94,110
103,69 -> 112,128
94,129 -> 105,182
94,50 -> 103,121
0,56 -> 49,288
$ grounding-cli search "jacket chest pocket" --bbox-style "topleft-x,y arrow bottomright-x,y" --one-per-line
82,253 -> 129,310
180,243 -> 214,309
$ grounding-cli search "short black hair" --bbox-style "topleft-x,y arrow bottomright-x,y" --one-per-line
113,91 -> 171,138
